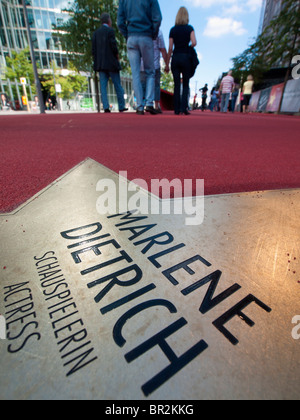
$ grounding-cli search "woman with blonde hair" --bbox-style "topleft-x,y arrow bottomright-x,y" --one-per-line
242,75 -> 254,113
167,7 -> 197,115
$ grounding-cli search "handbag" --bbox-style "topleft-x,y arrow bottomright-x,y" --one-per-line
189,46 -> 200,78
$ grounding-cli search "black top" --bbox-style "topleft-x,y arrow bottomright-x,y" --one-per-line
92,25 -> 121,73
169,24 -> 194,54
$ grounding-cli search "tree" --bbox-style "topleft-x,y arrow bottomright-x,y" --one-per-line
5,48 -> 37,94
258,0 -> 300,72
41,64 -> 88,99
55,0 -> 128,74
161,70 -> 174,92
231,39 -> 268,85
232,0 -> 300,86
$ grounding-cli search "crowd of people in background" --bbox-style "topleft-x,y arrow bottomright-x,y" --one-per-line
92,0 -> 254,116
194,73 -> 254,113
1,1 -> 254,114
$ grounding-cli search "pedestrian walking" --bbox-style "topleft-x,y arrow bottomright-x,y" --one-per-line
209,87 -> 219,112
92,13 -> 128,113
141,29 -> 168,113
167,7 -> 197,115
220,71 -> 235,113
117,0 -> 162,115
231,83 -> 239,112
242,75 -> 254,113
200,84 -> 208,111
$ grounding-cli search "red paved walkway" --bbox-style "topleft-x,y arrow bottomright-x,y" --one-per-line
0,111 -> 299,213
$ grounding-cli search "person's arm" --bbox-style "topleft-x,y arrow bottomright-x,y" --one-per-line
160,47 -> 168,72
190,31 -> 197,48
109,29 -> 119,58
151,0 -> 163,39
117,0 -> 128,39
166,37 -> 174,71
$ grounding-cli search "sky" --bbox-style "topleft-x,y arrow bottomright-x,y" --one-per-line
158,0 -> 264,95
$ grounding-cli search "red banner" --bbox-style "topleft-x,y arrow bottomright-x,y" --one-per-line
266,83 -> 285,113
248,91 -> 260,112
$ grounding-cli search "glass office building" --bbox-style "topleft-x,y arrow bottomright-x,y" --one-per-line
0,0 -> 71,104
0,0 -> 133,111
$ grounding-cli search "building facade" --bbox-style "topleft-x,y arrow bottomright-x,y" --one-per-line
258,0 -> 299,72
0,0 -> 71,107
260,0 -> 283,32
0,0 -> 132,111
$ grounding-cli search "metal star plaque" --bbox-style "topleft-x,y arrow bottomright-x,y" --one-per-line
0,159 -> 299,400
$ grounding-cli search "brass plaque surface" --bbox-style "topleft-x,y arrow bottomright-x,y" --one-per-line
0,159 -> 299,400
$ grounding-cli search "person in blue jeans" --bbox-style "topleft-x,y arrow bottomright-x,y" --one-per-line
92,13 -> 127,113
118,0 -> 162,115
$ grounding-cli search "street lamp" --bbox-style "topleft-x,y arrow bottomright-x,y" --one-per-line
22,0 -> 46,114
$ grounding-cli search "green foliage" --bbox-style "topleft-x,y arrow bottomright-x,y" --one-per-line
161,70 -> 174,93
55,0 -> 129,73
5,48 -> 37,94
258,0 -> 300,67
41,64 -> 88,99
231,39 -> 268,84
232,0 -> 300,83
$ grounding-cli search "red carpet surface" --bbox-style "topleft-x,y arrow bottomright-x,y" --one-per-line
0,111 -> 299,213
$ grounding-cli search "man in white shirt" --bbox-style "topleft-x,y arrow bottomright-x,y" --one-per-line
220,71 -> 235,113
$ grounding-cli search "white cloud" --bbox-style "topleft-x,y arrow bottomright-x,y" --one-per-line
185,0 -> 263,13
203,16 -> 248,38
246,0 -> 263,12
185,0 -> 237,8
197,51 -> 203,61
222,5 -> 244,16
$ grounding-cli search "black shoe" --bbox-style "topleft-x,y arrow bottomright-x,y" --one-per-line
104,109 -> 111,113
119,108 -> 128,113
136,109 -> 145,115
145,106 -> 159,115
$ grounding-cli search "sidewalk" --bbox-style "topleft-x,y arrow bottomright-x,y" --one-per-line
0,111 -> 299,214
0,109 -> 98,116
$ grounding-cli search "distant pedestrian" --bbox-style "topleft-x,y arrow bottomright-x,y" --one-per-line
209,87 -> 219,112
242,75 -> 254,113
92,12 -> 127,113
200,84 -> 208,111
118,0 -> 162,115
231,83 -> 239,112
220,71 -> 234,113
167,7 -> 197,115
1,93 -> 11,111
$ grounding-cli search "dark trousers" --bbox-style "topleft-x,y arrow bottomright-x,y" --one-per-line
171,53 -> 191,114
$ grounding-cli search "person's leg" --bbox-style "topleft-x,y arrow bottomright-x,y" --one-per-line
99,71 -> 110,111
224,93 -> 230,113
181,55 -> 191,113
110,72 -> 125,111
220,93 -> 225,112
154,69 -> 161,111
140,71 -> 147,107
140,36 -> 155,108
171,56 -> 181,115
127,36 -> 144,111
